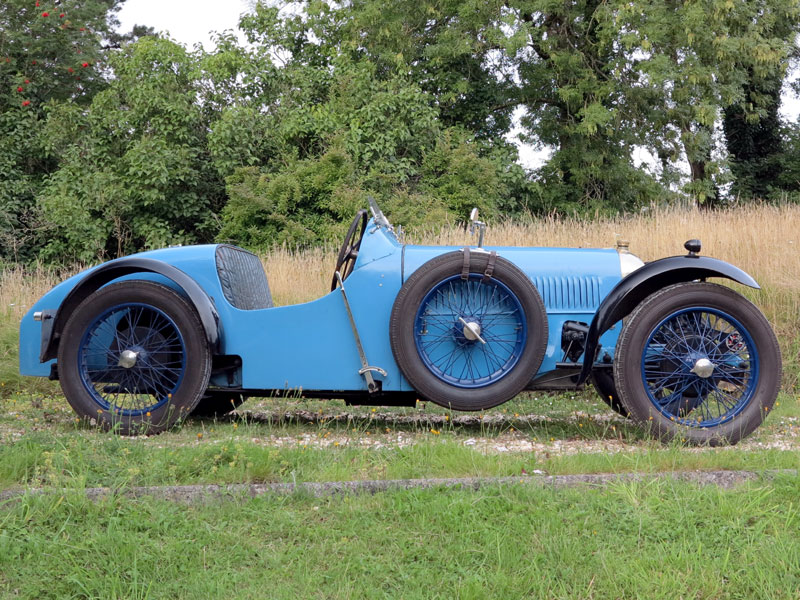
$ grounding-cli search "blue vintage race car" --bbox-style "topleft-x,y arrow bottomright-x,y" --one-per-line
19,199 -> 780,444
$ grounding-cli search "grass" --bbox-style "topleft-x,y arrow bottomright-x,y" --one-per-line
1,388 -> 799,491
2,476 -> 800,599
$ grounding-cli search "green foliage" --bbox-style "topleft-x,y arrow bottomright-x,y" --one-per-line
38,38 -> 225,263
617,0 -> 800,205
0,0 -> 132,261
773,125 -> 800,197
219,151 -> 355,249
499,0 -> 800,208
2,0 -> 800,260
213,41 -> 515,248
724,77 -> 785,201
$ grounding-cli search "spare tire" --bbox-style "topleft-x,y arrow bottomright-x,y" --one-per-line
390,251 -> 547,411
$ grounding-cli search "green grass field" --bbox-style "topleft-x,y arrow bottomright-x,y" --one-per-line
3,477 -> 800,599
1,389 -> 800,490
2,388 -> 800,598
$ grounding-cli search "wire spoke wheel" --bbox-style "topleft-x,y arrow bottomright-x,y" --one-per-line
414,275 -> 526,388
391,251 -> 547,411
615,282 -> 780,445
59,281 -> 211,435
79,303 -> 186,416
641,307 -> 757,427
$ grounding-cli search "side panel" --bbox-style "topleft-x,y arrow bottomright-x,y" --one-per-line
227,253 -> 406,391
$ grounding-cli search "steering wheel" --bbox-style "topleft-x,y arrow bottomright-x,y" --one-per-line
331,209 -> 369,291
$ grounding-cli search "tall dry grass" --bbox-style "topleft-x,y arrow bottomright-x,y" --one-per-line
2,204 -> 799,385
265,204 -> 800,313
421,203 -> 800,293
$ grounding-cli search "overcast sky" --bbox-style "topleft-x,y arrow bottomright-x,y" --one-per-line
116,0 -> 798,172
117,0 -> 250,51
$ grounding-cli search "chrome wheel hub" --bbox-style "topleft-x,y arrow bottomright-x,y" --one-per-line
690,357 -> 715,379
461,320 -> 483,342
118,349 -> 139,369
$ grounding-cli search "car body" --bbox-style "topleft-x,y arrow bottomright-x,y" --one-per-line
19,201 -> 781,444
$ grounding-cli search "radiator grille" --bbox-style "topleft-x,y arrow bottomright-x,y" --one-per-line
531,276 -> 602,311
215,245 -> 273,310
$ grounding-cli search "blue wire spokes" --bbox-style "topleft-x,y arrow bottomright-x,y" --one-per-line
640,307 -> 758,427
78,303 -> 186,416
414,275 -> 527,388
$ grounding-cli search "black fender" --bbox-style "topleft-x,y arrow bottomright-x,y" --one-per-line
41,257 -> 220,362
576,255 -> 759,385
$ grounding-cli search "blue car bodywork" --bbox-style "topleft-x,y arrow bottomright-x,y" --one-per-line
21,224 -> 624,392
19,203 -> 776,443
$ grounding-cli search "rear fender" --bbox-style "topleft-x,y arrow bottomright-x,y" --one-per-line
576,255 -> 759,385
41,257 -> 220,362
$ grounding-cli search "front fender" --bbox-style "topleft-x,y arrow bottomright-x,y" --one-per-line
576,255 -> 759,385
40,257 -> 221,362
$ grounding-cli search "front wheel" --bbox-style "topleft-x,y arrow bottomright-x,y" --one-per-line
58,281 -> 212,435
614,282 -> 780,445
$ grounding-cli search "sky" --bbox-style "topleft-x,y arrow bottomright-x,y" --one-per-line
117,0 -> 799,172
117,0 -> 250,51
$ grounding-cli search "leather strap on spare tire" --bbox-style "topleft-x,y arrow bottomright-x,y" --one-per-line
389,250 -> 548,412
482,251 -> 497,283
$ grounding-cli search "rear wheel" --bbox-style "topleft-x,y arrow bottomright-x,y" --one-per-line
390,251 -> 547,411
614,282 -> 780,445
58,281 -> 211,435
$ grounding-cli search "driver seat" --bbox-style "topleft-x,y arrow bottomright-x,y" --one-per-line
215,245 -> 274,310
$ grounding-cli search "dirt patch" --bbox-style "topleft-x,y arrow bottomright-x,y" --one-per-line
1,470 -> 796,504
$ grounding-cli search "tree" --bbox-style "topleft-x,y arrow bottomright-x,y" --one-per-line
616,0 -> 799,206
722,7 -> 799,200
39,37 -> 225,263
201,5 -> 524,248
723,73 -> 784,200
0,0 -> 140,260
213,53 -> 516,249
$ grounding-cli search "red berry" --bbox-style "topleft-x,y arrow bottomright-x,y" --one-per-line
68,67 -> 73,73
24,79 -> 30,84
59,13 -> 65,18
82,62 -> 89,68
31,60 -> 36,65
79,27 -> 85,32
36,1 -> 39,6
41,12 -> 49,17
17,86 -> 23,92
22,100 -> 31,107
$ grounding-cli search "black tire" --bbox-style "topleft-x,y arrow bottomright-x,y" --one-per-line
590,369 -> 629,417
390,251 -> 547,411
58,281 -> 212,435
614,282 -> 780,445
191,391 -> 247,418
